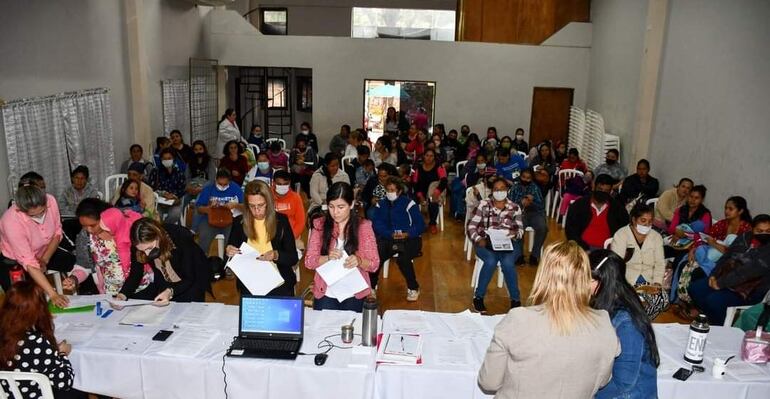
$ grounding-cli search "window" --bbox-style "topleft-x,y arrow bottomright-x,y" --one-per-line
260,8 -> 287,35
363,79 -> 436,142
352,8 -> 455,41
296,76 -> 312,112
267,77 -> 287,109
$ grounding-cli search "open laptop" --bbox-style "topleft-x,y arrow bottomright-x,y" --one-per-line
226,295 -> 304,360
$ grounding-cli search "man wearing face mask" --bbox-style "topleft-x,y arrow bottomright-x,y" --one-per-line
271,171 -> 306,250
512,128 -> 529,154
247,125 -> 265,150
688,214 -> 770,325
371,176 -> 425,301
508,168 -> 547,266
195,169 -> 244,254
594,149 -> 627,187
565,174 -> 630,251
296,121 -> 319,154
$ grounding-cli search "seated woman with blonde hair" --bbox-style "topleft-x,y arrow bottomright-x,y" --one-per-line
478,240 -> 619,398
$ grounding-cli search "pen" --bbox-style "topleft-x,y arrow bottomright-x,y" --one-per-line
101,309 -> 113,319
400,336 -> 405,352
96,301 -> 102,316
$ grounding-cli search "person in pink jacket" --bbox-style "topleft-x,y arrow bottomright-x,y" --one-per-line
304,182 -> 379,312
0,185 -> 74,307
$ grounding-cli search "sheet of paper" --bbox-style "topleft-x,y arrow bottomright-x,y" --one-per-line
156,196 -> 175,206
315,253 -> 352,286
325,268 -> 368,301
226,243 -> 285,295
487,228 -> 513,251
65,294 -> 110,308
384,333 -> 421,356
57,322 -> 97,344
119,304 -> 172,326
157,329 -> 218,358
173,303 -> 222,327
726,361 -> 770,381
433,338 -> 472,366
439,310 -> 488,338
85,335 -> 152,354
383,311 -> 432,334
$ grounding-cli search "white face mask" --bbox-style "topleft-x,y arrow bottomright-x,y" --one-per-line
30,212 -> 46,224
216,184 -> 229,191
258,162 -> 270,171
515,134 -> 524,141
386,192 -> 398,202
477,163 -> 486,170
635,224 -> 652,235
161,159 -> 174,168
301,129 -> 310,135
275,184 -> 290,195
492,191 -> 508,201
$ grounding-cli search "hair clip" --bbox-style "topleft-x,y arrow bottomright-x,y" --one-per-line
595,256 -> 609,270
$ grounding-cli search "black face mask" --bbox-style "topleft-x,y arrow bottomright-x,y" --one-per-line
606,158 -> 617,165
145,247 -> 161,261
755,234 -> 770,246
593,191 -> 611,204
520,180 -> 531,186
461,131 -> 469,136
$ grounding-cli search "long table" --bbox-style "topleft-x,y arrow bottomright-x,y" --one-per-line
54,297 -> 770,399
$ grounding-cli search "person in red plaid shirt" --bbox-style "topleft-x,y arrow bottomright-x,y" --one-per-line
467,177 -> 524,313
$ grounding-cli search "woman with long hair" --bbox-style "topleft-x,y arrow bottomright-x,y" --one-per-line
0,281 -> 85,398
411,148 -> 447,234
610,203 -> 667,286
219,140 -> 250,185
308,152 -> 349,213
589,249 -> 659,399
478,241 -> 618,398
304,182 -> 379,312
226,180 -> 298,296
216,108 -> 243,157
130,218 -> 211,303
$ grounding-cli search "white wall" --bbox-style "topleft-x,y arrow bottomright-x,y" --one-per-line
205,10 -> 591,151
585,0 -> 648,164
650,0 -> 770,213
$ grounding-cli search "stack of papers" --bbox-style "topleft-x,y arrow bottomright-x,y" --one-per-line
376,333 -> 422,365
226,243 -> 284,295
382,310 -> 432,334
119,304 -> 172,326
487,228 -> 514,251
316,252 -> 368,301
438,310 -> 488,338
157,329 -> 218,358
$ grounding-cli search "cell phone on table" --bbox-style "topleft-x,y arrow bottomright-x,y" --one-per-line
152,330 -> 174,342
672,367 -> 692,381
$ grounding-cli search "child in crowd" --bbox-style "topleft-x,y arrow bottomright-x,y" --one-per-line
356,159 -> 376,188
115,179 -> 147,216
267,141 -> 289,170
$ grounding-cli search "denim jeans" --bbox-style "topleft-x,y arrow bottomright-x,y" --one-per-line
197,220 -> 232,257
688,277 -> 765,326
522,210 -> 547,258
313,296 -> 364,312
475,244 -> 521,300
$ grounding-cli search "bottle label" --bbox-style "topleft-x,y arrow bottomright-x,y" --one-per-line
684,330 -> 708,363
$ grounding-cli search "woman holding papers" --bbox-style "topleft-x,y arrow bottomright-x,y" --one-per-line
130,218 -> 211,303
478,241 -> 618,399
305,182 -> 379,312
226,180 -> 299,296
466,177 -> 524,313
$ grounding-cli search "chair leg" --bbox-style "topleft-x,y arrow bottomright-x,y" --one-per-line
496,264 -> 504,288
215,234 -> 225,259
471,257 -> 482,288
526,228 -> 535,254
383,259 -> 390,279
544,190 -> 552,217
293,265 -> 300,283
439,204 -> 445,231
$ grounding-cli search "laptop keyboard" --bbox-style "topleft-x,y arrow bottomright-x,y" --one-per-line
233,339 -> 299,352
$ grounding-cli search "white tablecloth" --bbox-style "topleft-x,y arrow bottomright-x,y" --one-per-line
375,310 -> 770,399
54,296 -> 377,399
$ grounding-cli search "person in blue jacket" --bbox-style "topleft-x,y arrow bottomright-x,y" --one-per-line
495,147 -> 528,185
589,250 -> 659,399
371,176 -> 425,302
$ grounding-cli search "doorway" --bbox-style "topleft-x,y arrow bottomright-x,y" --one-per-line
528,87 -> 574,147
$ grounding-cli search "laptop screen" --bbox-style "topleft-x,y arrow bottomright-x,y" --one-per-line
240,296 -> 303,336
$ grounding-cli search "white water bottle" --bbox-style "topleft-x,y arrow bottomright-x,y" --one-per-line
684,314 -> 710,364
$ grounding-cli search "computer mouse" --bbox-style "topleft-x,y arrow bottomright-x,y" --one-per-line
314,353 -> 328,366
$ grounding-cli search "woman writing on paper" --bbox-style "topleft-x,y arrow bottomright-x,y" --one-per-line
226,180 -> 298,296
130,218 -> 211,303
305,182 -> 379,312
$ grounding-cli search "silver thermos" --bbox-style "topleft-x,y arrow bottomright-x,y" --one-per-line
362,297 -> 378,347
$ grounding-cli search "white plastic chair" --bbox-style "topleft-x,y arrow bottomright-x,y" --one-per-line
215,234 -> 225,259
646,197 -> 659,212
382,253 -> 399,279
524,227 -> 535,254
341,155 -> 356,168
265,138 -> 286,150
0,371 -> 55,399
562,199 -> 576,228
724,305 -> 753,327
104,174 -> 128,201
550,169 -> 584,220
248,143 -> 260,156
463,187 -> 475,261
516,151 -> 528,159
46,270 -> 63,295
455,160 -> 468,177
603,237 -> 613,249
471,256 -> 504,289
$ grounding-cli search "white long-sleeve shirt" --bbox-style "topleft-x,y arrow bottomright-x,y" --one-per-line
215,119 -> 243,157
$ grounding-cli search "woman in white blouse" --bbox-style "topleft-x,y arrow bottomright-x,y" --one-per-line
610,203 -> 666,286
216,108 -> 244,157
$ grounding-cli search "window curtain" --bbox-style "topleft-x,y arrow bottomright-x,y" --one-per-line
162,79 -> 190,140
0,88 -> 115,201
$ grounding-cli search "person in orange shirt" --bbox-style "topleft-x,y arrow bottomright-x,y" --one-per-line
271,170 -> 306,250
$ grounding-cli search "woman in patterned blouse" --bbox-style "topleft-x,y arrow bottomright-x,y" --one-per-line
0,281 -> 86,398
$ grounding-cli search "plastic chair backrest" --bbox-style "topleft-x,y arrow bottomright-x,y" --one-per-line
603,238 -> 613,249
0,371 -> 55,399
517,151 -> 528,159
248,143 -> 260,155
104,174 -> 128,201
456,160 -> 468,177
265,138 -> 286,150
557,169 -> 584,189
341,156 -> 356,168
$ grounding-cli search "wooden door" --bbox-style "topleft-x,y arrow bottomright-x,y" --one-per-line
529,87 -> 574,147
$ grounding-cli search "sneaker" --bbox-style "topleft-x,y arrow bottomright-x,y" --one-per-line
515,256 -> 525,266
406,289 -> 420,302
529,256 -> 539,267
510,299 -> 522,309
429,225 -> 439,235
472,297 -> 487,314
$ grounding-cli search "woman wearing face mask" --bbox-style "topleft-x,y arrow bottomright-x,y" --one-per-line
305,182 -> 379,312
130,218 -> 210,303
195,169 -> 244,255
271,170 -> 306,248
219,140 -> 250,186
362,164 -> 398,218
247,152 -> 274,185
412,149 -> 447,235
309,152 -> 349,213
512,128 -> 529,154
225,180 -> 298,296
589,250 -> 660,399
499,136 -> 514,153
466,177 -> 524,313
690,196 -> 752,276
296,121 -> 319,154
610,203 -> 666,287
371,177 -> 425,301
247,125 -> 265,149
0,185 -> 74,306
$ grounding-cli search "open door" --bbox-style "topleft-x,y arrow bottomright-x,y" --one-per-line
529,87 -> 574,147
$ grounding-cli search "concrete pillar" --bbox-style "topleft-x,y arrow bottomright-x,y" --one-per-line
124,0 -> 152,150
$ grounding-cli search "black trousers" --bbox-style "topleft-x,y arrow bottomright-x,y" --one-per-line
371,237 -> 421,290
0,248 -> 75,291
237,278 -> 296,297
